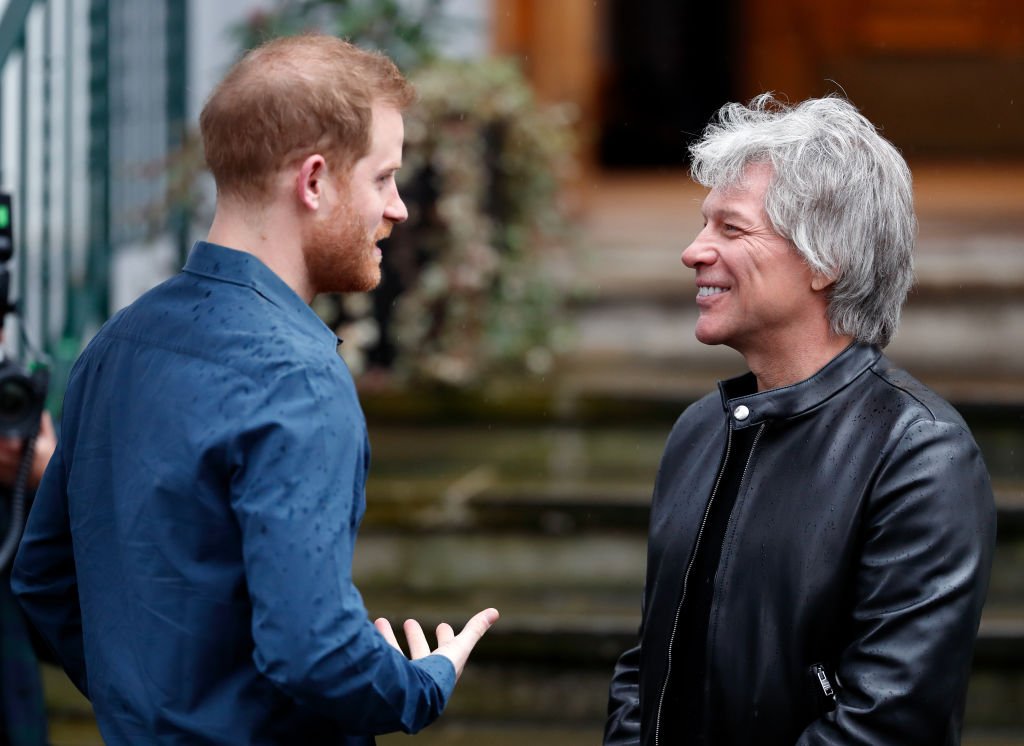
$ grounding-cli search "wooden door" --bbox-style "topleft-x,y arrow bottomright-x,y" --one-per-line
740,0 -> 1024,156
492,0 -> 1024,161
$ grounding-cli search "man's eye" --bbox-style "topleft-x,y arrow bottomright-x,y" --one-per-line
723,223 -> 740,233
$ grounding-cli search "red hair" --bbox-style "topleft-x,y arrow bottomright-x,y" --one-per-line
200,34 -> 414,201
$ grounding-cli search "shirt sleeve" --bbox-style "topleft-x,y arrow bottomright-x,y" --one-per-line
229,362 -> 454,735
796,418 -> 997,745
11,438 -> 90,697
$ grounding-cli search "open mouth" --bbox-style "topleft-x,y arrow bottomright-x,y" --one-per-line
697,286 -> 728,297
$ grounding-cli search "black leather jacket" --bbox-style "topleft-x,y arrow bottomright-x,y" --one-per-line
605,343 -> 996,745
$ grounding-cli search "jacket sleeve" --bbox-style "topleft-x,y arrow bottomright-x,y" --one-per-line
10,439 -> 90,697
604,635 -> 642,745
796,418 -> 997,745
605,585 -> 645,745
231,364 -> 454,736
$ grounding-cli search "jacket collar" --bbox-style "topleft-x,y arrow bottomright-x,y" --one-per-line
718,342 -> 882,428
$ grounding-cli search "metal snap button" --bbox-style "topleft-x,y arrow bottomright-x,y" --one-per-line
733,405 -> 750,421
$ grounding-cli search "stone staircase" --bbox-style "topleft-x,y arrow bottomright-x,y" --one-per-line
353,412 -> 1024,746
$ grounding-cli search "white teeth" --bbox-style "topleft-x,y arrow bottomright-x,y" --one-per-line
697,286 -> 727,297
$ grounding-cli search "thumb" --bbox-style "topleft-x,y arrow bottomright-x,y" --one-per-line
437,607 -> 499,680
460,607 -> 500,643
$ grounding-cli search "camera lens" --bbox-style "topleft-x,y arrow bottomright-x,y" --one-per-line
0,374 -> 34,430
0,360 -> 46,437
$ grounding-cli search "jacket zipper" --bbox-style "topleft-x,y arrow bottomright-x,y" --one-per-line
654,422 -> 765,745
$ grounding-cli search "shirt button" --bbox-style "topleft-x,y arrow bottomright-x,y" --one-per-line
733,405 -> 750,421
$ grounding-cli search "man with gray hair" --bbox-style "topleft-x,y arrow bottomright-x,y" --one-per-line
604,94 -> 996,745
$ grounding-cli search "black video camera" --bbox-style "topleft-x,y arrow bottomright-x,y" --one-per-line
0,191 -> 48,438
0,357 -> 48,439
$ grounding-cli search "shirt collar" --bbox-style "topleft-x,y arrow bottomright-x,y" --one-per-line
183,241 -> 341,347
718,342 -> 883,428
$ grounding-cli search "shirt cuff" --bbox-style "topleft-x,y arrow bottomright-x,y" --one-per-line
412,653 -> 457,702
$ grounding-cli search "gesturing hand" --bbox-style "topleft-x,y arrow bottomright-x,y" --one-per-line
374,608 -> 499,680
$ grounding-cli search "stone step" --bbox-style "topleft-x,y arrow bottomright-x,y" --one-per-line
46,702 -> 1024,746
348,591 -> 1024,733
355,540 -> 1024,659
380,726 -> 1024,746
362,477 -> 1024,533
360,413 -> 1023,484
562,166 -> 1024,407
570,239 -> 1024,306
43,717 -> 1024,746
41,630 -> 1024,738
565,295 -> 1024,405
568,165 -> 1024,306
358,420 -> 1022,619
362,365 -> 1024,425
355,492 -> 1023,606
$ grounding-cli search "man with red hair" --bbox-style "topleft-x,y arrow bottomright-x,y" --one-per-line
13,34 -> 497,745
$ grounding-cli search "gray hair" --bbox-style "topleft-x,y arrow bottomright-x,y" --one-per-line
689,94 -> 916,347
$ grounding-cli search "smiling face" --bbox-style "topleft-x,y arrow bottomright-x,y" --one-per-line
305,103 -> 408,294
681,162 -> 830,361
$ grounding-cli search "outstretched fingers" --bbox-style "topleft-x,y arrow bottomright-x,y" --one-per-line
374,618 -> 402,652
404,619 -> 432,659
375,608 -> 500,680
436,622 -> 455,647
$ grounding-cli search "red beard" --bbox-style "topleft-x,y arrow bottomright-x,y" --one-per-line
304,196 -> 390,295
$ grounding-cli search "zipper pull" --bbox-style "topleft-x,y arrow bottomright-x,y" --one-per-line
809,663 -> 838,712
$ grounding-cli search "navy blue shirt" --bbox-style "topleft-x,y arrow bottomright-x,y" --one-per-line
12,242 -> 454,745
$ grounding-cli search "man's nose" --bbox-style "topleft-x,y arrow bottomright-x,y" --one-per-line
681,230 -> 715,269
386,193 -> 408,224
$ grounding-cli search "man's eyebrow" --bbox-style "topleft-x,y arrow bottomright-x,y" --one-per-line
701,206 -> 753,223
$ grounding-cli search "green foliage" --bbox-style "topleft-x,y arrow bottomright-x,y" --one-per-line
234,0 -> 450,70
387,58 -> 575,386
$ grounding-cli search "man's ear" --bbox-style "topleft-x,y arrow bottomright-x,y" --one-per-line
295,154 -> 327,212
811,272 -> 836,292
